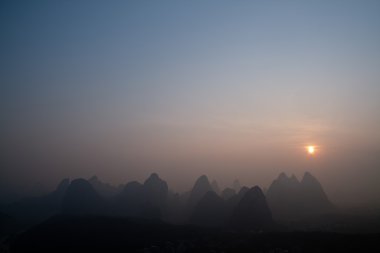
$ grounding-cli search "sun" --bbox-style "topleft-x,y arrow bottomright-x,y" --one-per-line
307,145 -> 315,155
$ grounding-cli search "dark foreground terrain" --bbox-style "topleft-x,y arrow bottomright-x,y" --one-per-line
8,215 -> 380,253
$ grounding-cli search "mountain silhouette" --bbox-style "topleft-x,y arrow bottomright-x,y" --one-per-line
189,191 -> 227,227
88,176 -> 121,197
230,186 -> 273,229
187,175 -> 213,208
62,179 -> 104,215
221,187 -> 236,200
266,172 -> 334,221
4,178 -> 70,225
300,172 -> 334,214
211,180 -> 220,194
143,173 -> 168,208
115,180 -> 161,219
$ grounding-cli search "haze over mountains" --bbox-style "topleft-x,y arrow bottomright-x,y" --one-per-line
2,171 -> 380,253
1,171 -> 336,230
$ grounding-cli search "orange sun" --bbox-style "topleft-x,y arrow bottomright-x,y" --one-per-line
306,145 -> 315,155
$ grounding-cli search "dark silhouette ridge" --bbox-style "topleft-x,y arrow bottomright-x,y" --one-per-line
54,179 -> 70,196
3,178 -> 70,226
62,179 -> 104,215
224,186 -> 250,217
113,174 -> 169,220
221,187 -> 236,200
143,173 -> 168,208
211,180 -> 220,194
114,181 -> 159,219
1,171 -> 342,237
300,171 -> 334,213
230,186 -> 273,229
266,172 -> 334,221
88,175 -> 121,197
189,191 -> 227,227
238,186 -> 249,197
12,215 -> 380,253
187,175 -> 213,208
11,215 -> 380,253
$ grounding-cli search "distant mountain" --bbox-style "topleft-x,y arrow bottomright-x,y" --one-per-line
4,178 -> 70,225
88,176 -> 121,197
211,180 -> 220,194
114,177 -> 162,219
266,172 -> 334,221
221,187 -> 236,200
62,179 -> 104,215
187,175 -> 213,208
143,173 -> 168,208
190,191 -> 226,227
300,172 -> 334,214
230,186 -> 273,229
226,186 -> 249,213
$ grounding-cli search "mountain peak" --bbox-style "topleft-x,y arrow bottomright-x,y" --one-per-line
148,173 -> 159,180
290,174 -> 299,183
250,185 -> 264,195
302,171 -> 317,183
144,173 -> 163,185
143,173 -> 168,207
188,175 -> 213,207
230,185 -> 272,229
278,172 -> 288,180
190,191 -> 226,227
62,178 -> 103,215
197,175 -> 209,183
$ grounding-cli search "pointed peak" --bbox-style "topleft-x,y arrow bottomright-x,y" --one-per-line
237,186 -> 267,207
251,185 -> 264,195
193,175 -> 210,186
144,173 -> 165,185
302,171 -> 316,181
290,174 -> 299,182
66,178 -> 97,195
198,174 -> 209,181
278,172 -> 288,180
149,173 -> 159,179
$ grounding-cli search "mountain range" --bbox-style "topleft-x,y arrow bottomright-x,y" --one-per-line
1,172 -> 334,231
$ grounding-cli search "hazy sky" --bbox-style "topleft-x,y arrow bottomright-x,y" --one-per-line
1,1 -> 380,207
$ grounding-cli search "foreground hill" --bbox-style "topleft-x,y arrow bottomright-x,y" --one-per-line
11,215 -> 380,253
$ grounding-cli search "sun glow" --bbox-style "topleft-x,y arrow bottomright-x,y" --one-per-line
307,145 -> 315,155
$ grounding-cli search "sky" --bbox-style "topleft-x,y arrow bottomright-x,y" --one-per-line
1,0 -> 380,207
